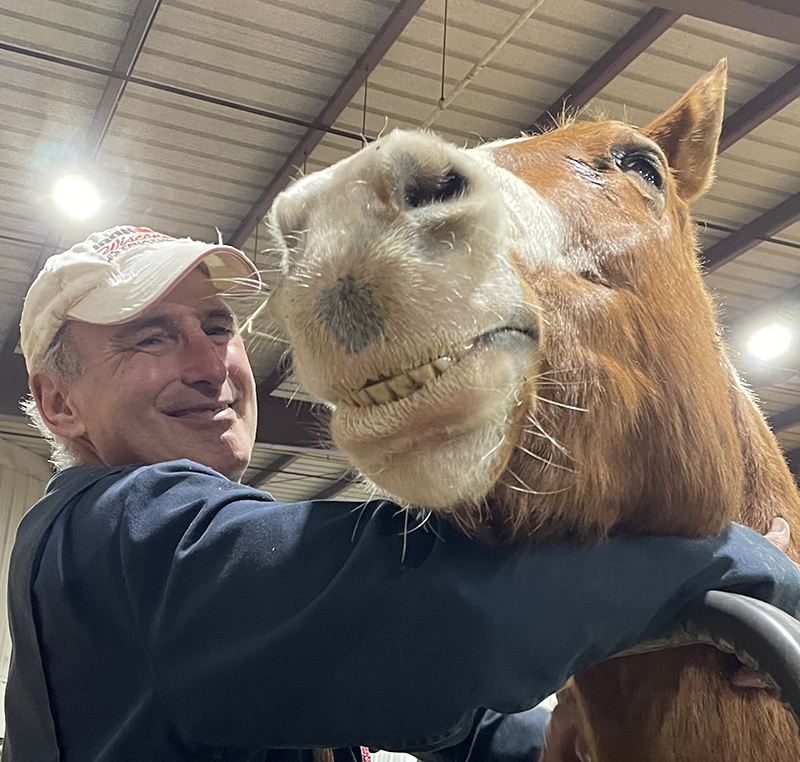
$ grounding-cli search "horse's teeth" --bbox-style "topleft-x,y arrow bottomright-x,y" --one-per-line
357,388 -> 375,407
387,374 -> 416,397
365,381 -> 396,404
349,354 -> 458,408
432,358 -> 452,375
409,363 -> 437,384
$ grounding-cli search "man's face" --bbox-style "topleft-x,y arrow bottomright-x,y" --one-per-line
55,267 -> 258,481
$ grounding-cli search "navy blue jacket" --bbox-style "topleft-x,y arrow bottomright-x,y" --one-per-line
5,460 -> 800,761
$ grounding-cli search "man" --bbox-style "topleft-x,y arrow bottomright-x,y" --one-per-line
4,226 -> 800,762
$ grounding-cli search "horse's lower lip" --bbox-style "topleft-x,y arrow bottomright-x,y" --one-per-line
334,327 -> 537,408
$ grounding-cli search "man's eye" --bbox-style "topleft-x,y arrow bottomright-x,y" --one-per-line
205,325 -> 233,337
137,335 -> 164,347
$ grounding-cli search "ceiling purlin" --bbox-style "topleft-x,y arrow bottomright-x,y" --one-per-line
229,0 -> 427,249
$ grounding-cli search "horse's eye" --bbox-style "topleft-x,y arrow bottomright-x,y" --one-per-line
405,169 -> 469,208
617,151 -> 664,190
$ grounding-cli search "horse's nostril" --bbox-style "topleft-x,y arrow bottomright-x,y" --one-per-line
405,168 -> 469,209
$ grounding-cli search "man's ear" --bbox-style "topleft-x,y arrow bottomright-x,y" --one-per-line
30,373 -> 87,441
643,59 -> 727,203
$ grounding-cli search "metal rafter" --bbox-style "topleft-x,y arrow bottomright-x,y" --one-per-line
229,0 -> 426,249
527,7 -> 682,131
84,0 -> 163,156
786,446 -> 800,479
697,62 -> 800,273
719,63 -> 800,152
703,191 -> 800,272
257,367 -> 290,399
729,283 -> 800,336
308,473 -> 354,501
769,405 -> 800,434
246,453 -> 299,488
632,0 -> 800,46
254,395 -> 326,449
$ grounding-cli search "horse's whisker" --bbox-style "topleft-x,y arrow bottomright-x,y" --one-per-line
514,443 -> 576,473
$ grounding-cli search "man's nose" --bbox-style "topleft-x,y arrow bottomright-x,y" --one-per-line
179,330 -> 228,390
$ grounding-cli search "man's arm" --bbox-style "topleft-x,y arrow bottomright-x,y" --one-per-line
97,461 -> 800,752
415,707 -> 553,762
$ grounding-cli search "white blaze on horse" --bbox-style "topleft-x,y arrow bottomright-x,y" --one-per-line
268,61 -> 800,761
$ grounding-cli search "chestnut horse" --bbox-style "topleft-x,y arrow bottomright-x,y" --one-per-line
267,61 -> 800,761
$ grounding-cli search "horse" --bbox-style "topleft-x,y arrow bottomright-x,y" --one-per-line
266,60 -> 800,761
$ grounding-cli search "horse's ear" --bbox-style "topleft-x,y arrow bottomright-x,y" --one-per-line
644,59 -> 727,203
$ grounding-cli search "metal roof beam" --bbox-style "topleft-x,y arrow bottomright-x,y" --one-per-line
246,453 -> 299,488
257,366 -> 290,398
729,283 -> 800,337
85,0 -> 163,156
703,191 -> 800,272
526,8 -> 681,131
635,0 -> 800,46
719,63 -> 800,152
255,394 -> 326,449
308,473 -> 354,501
694,61 -> 800,272
229,0 -> 426,248
786,446 -> 800,480
769,404 -> 800,434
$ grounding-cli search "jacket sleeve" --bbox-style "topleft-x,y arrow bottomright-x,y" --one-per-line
415,707 -> 551,762
106,461 -> 800,752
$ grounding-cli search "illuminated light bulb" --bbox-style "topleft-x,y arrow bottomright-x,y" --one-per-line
52,175 -> 101,220
748,323 -> 792,362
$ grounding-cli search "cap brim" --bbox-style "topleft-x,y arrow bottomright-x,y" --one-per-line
67,241 -> 261,326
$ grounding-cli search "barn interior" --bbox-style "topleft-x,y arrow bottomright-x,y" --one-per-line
0,0 -> 798,738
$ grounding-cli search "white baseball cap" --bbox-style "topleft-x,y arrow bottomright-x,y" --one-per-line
20,226 -> 261,374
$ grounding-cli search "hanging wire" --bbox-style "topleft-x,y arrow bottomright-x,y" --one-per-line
362,67 -> 370,146
303,152 -> 307,175
254,218 -> 259,260
440,0 -> 448,107
422,0 -> 547,129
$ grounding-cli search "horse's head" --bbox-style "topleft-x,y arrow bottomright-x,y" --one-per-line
268,61 -> 791,542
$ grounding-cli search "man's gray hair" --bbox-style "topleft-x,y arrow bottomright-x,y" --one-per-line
22,322 -> 85,471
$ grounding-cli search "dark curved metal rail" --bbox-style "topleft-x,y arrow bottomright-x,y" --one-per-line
621,591 -> 800,729
680,591 -> 800,728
